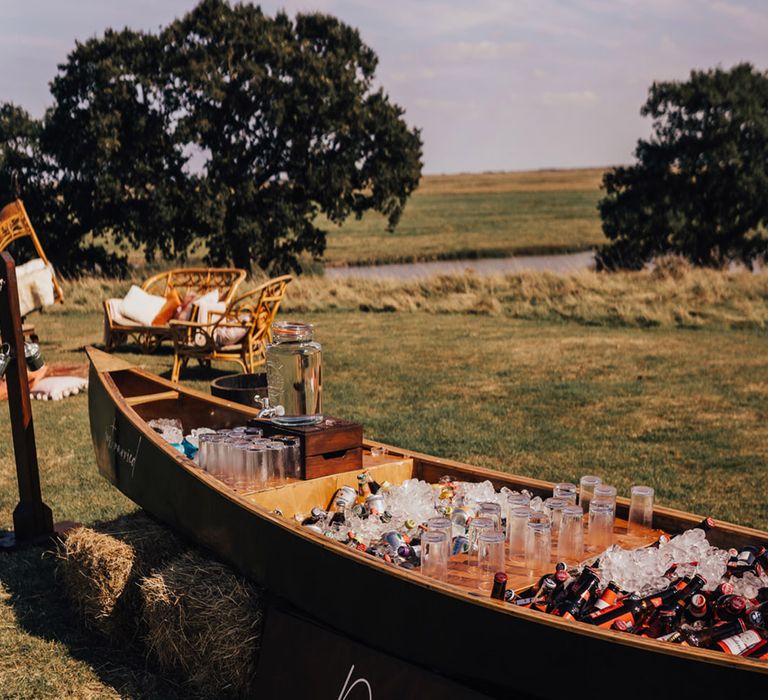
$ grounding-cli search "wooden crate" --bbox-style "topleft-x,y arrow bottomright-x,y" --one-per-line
247,416 -> 363,479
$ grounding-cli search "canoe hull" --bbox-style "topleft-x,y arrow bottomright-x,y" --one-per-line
87,353 -> 768,698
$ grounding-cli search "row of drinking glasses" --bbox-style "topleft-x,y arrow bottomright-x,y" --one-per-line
197,427 -> 301,490
421,479 -> 656,586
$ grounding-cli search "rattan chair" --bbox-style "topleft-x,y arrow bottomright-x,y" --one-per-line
103,267 -> 247,352
169,275 -> 292,382
0,199 -> 64,304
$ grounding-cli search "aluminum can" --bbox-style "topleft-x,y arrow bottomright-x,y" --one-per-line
365,494 -> 385,515
452,534 -> 469,556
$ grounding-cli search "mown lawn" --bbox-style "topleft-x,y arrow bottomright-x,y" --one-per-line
0,288 -> 766,696
318,168 -> 608,266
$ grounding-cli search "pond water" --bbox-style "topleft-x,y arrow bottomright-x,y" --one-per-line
324,250 -> 595,280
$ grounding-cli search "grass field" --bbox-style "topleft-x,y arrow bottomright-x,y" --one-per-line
1,269 -> 768,697
1,167 -> 767,696
322,168 -> 607,266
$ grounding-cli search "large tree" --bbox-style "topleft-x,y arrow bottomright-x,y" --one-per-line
162,0 -> 422,272
598,63 -> 768,269
0,0 -> 422,275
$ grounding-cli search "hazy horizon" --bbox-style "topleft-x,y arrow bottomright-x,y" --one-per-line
2,1 -> 768,174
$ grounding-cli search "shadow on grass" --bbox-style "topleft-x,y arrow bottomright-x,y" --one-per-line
0,539 -> 186,699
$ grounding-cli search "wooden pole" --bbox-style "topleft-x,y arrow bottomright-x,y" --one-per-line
0,251 -> 54,546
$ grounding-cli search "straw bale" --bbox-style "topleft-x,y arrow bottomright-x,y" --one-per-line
57,511 -> 186,642
140,550 -> 264,697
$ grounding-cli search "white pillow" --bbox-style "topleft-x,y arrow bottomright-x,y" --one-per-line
30,376 -> 88,401
17,266 -> 55,316
119,285 -> 167,326
16,258 -> 47,277
190,290 -> 220,322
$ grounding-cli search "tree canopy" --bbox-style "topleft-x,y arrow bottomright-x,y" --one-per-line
0,0 -> 422,275
597,63 -> 768,270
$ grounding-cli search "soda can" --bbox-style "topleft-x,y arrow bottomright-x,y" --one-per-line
452,534 -> 469,556
383,531 -> 406,551
329,485 -> 357,512
366,494 -> 385,515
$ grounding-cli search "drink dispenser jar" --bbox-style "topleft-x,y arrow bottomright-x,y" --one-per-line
265,321 -> 323,425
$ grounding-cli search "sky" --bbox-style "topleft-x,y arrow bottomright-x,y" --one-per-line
2,1 -> 768,174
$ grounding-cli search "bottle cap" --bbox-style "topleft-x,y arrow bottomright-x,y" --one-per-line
494,572 -> 508,584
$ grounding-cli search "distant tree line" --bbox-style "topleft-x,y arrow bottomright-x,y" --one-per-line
598,63 -> 768,270
0,0 -> 423,275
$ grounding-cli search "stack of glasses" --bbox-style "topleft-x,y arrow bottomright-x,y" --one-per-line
196,426 -> 301,490
505,477 -> 656,576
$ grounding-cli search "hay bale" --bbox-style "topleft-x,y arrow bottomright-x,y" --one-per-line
140,551 -> 264,697
57,511 -> 186,642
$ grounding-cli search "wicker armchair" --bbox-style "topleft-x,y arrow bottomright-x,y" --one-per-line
168,275 -> 292,382
0,199 -> 64,305
103,267 -> 247,352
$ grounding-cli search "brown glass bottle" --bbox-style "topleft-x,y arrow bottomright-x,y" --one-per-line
491,572 -> 508,601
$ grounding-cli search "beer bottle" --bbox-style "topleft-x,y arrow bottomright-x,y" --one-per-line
727,545 -> 767,576
686,609 -> 763,648
592,581 -> 622,612
714,594 -> 747,622
357,473 -> 372,500
715,628 -> 767,655
742,638 -> 768,659
659,574 -> 706,620
491,572 -> 508,601
551,569 -> 601,620
367,472 -> 382,494
546,569 -> 572,613
684,593 -> 710,625
641,609 -> 678,638
695,516 -> 715,532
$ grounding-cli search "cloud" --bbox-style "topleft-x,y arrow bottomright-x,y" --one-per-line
440,40 -> 527,61
539,90 -> 598,106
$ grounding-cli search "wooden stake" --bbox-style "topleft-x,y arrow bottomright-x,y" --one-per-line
0,251 -> 54,547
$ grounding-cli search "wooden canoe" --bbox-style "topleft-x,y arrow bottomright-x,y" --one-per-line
86,347 -> 768,697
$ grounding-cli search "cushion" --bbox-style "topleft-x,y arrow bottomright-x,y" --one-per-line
30,375 -> 87,401
214,323 -> 249,347
192,291 -> 222,324
152,288 -> 182,327
16,263 -> 55,316
105,298 -> 142,327
16,258 -> 47,276
175,291 -> 200,321
119,285 -> 167,326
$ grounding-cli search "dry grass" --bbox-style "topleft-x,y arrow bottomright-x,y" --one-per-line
140,551 -> 264,698
55,266 -> 768,331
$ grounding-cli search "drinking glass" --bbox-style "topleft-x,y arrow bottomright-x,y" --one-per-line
245,444 -> 269,489
280,436 -> 301,478
478,502 -> 503,531
266,441 -> 287,480
589,499 -> 615,552
506,493 -> 530,536
421,531 -> 449,581
543,497 -> 568,535
477,531 -> 506,591
628,485 -> 654,533
507,507 -> 531,560
579,475 -> 602,513
467,517 -> 494,559
231,441 -> 251,490
558,505 -> 585,563
427,517 -> 453,549
553,483 -> 578,505
593,484 -> 617,515
525,514 -> 552,574
197,433 -> 216,471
